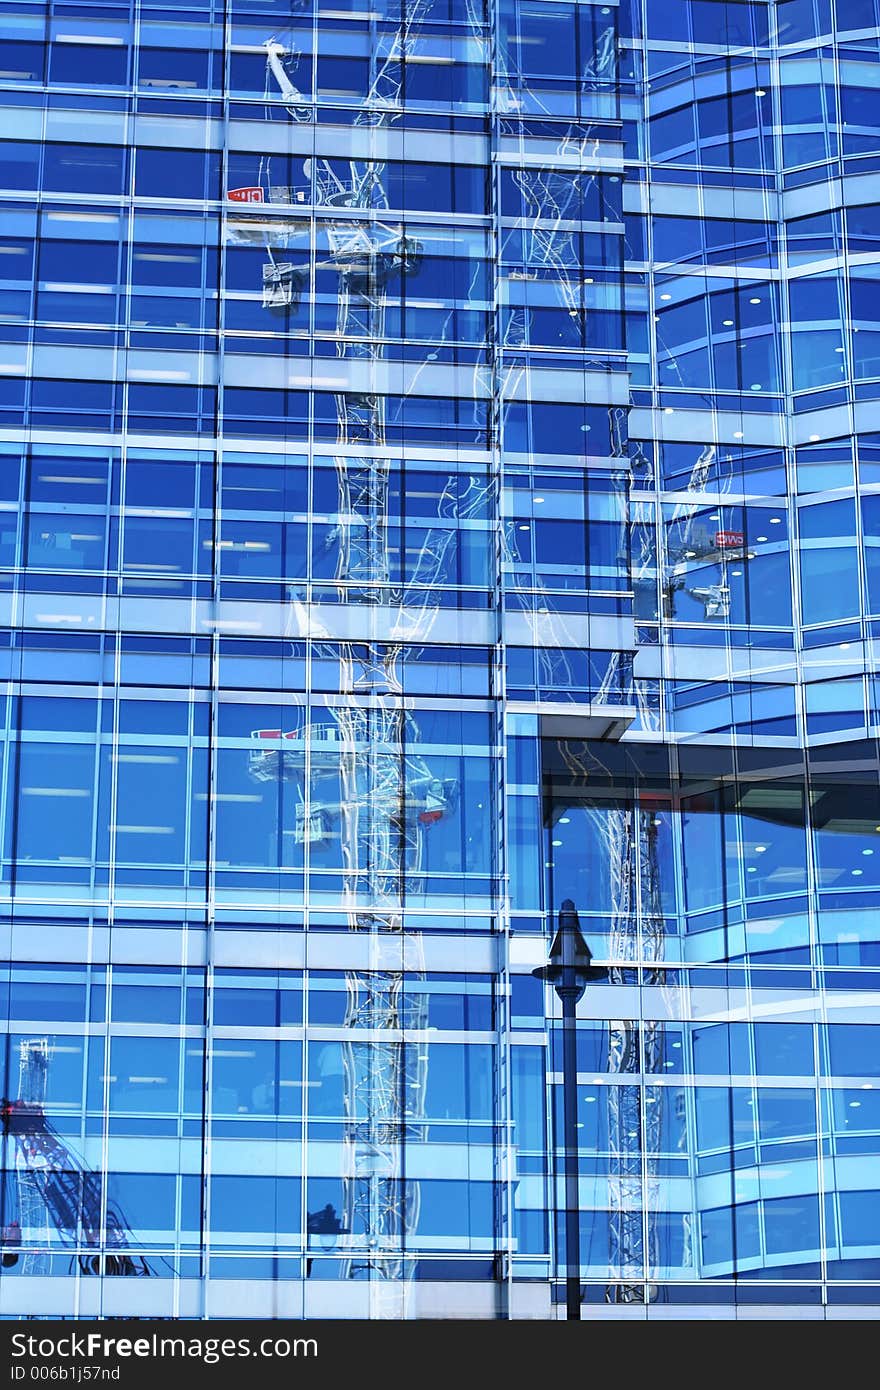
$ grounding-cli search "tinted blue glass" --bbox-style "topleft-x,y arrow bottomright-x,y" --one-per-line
0,0 -> 875,1320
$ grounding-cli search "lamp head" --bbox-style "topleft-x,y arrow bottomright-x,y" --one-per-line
532,899 -> 608,989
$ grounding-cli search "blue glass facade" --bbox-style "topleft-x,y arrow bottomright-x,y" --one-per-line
0,0 -> 878,1319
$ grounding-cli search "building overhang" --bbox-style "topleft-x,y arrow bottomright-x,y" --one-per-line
508,701 -> 637,741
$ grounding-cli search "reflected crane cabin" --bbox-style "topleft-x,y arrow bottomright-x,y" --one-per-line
662,445 -> 757,621
230,28 -> 428,316
248,722 -> 458,847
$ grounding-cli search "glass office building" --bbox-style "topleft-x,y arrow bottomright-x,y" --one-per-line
0,0 -> 878,1320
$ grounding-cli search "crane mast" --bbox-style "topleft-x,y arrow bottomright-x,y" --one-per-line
601,803 -> 664,1302
496,17 -> 674,1290
251,4 -> 474,1315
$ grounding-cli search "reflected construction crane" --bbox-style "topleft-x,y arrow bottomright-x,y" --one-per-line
493,23 -> 680,1292
249,659 -> 456,1314
243,3 -> 493,1316
592,799 -> 668,1302
249,3 -> 642,1309
496,10 -> 627,707
551,461 -> 687,1300
499,160 -> 632,705
548,746 -> 692,1301
496,9 -> 616,116
662,443 -> 756,621
652,256 -> 760,620
246,2 -> 430,315
1,1039 -> 149,1278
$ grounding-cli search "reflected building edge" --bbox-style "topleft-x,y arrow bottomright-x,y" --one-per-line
0,0 -> 877,1318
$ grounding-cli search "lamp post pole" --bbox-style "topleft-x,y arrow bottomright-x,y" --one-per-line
533,898 -> 605,1321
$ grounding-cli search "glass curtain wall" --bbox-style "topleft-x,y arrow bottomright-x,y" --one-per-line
0,0 -> 877,1319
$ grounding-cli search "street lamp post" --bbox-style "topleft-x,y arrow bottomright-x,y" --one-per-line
533,899 -> 606,1321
